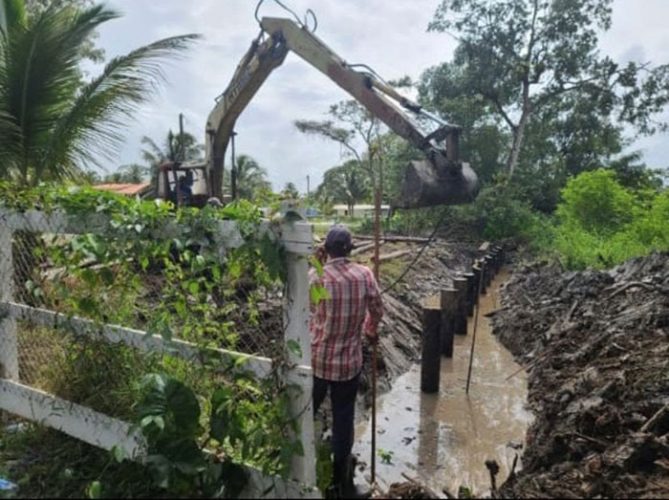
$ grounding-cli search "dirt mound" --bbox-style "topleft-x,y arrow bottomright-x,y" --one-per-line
491,252 -> 669,498
385,481 -> 438,499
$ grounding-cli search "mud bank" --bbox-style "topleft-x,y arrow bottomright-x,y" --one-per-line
491,253 -> 669,498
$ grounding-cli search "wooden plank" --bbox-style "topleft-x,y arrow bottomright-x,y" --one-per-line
0,226 -> 18,380
1,301 -> 315,382
0,210 -> 313,255
373,249 -> 412,263
421,305 -> 442,393
0,379 -> 146,458
354,234 -> 430,243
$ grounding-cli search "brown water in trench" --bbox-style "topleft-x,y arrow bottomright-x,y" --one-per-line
355,270 -> 533,497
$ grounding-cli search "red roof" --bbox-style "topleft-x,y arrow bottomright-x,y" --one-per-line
93,183 -> 150,196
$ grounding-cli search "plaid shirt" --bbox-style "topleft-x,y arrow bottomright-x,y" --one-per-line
309,258 -> 384,381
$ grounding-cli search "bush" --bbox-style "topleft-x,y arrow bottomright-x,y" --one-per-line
552,170 -> 669,269
448,185 -> 553,244
556,169 -> 637,236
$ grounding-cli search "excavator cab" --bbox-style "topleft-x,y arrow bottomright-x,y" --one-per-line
157,161 -> 210,208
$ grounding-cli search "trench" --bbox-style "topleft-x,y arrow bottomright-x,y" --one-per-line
355,270 -> 533,497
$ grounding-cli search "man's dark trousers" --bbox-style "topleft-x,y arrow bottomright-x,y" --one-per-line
313,372 -> 360,463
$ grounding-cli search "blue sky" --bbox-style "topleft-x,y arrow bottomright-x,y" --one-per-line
92,0 -> 669,192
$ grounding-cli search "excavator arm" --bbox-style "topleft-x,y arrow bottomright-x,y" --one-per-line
205,17 -> 479,208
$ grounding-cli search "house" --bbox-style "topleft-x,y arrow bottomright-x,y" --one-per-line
332,204 -> 390,218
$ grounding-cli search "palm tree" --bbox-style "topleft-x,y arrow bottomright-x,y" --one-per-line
0,1 -> 199,186
226,154 -> 272,200
103,163 -> 147,183
141,130 -> 203,194
317,160 -> 369,216
281,182 -> 299,200
141,130 -> 203,167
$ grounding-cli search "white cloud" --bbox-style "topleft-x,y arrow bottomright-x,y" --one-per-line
95,0 -> 669,191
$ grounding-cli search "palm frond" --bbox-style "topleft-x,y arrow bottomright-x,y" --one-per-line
41,32 -> 200,180
0,3 -> 123,182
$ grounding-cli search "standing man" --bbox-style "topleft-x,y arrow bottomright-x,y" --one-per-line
309,225 -> 383,498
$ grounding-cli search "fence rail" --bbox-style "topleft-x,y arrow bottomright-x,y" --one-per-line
0,209 -> 318,498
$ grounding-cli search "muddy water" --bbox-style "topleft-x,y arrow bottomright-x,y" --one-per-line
355,270 -> 533,497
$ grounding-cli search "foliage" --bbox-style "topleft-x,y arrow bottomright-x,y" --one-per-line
315,160 -> 370,215
551,170 -> 668,269
0,184 -> 306,496
556,170 -> 636,236
281,182 -> 300,200
141,130 -> 204,168
0,425 -> 162,498
101,163 -> 148,183
226,154 -> 272,200
0,1 -> 198,186
426,0 -> 669,179
296,99 -> 388,214
24,0 -> 104,64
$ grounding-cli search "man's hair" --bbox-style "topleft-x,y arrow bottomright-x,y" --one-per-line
325,241 -> 352,258
325,225 -> 353,258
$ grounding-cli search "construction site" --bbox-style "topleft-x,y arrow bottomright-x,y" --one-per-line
0,0 -> 668,499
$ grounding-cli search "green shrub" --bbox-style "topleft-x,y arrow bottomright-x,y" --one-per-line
552,170 -> 669,269
556,169 -> 637,236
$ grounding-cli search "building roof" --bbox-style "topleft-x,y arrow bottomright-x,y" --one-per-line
333,204 -> 390,210
93,183 -> 151,196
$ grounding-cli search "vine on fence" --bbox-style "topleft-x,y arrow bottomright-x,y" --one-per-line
0,183 -> 306,496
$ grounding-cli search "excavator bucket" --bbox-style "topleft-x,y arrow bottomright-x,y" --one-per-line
395,159 -> 479,209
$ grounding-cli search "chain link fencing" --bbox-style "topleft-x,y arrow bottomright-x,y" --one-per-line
5,212 -> 289,413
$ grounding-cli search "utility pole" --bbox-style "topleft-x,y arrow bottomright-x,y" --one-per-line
230,131 -> 238,200
178,113 -> 185,162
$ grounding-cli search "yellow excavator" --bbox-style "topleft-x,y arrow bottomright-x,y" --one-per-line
156,16 -> 479,209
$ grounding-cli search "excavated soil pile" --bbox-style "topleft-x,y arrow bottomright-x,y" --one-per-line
384,481 -> 438,499
490,252 -> 669,498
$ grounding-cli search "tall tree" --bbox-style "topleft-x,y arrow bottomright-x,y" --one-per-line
296,99 -> 387,216
226,154 -> 271,200
428,0 -> 669,179
315,160 -> 369,214
281,182 -> 299,200
0,1 -> 199,186
103,163 -> 147,183
24,0 -> 103,63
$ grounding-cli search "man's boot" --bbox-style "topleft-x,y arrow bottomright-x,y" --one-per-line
328,458 -> 345,499
341,455 -> 371,499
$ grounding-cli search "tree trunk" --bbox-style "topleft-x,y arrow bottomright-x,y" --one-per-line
506,82 -> 532,179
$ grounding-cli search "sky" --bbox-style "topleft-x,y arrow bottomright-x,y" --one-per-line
93,0 -> 669,192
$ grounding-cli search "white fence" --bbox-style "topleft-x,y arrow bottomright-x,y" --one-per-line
0,209 -> 318,498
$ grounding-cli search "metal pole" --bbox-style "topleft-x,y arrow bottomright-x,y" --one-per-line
370,170 -> 382,485
178,113 -> 185,162
466,260 -> 486,394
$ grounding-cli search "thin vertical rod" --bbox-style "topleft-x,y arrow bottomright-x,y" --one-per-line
466,260 -> 486,394
370,179 -> 381,485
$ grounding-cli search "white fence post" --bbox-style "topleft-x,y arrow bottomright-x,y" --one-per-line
282,225 -> 317,490
0,225 -> 19,380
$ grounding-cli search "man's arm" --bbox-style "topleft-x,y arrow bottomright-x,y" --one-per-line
363,268 -> 383,340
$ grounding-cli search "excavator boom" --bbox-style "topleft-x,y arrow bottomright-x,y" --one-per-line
205,17 -> 479,208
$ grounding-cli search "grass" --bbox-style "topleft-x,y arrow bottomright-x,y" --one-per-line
0,423 -> 161,499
